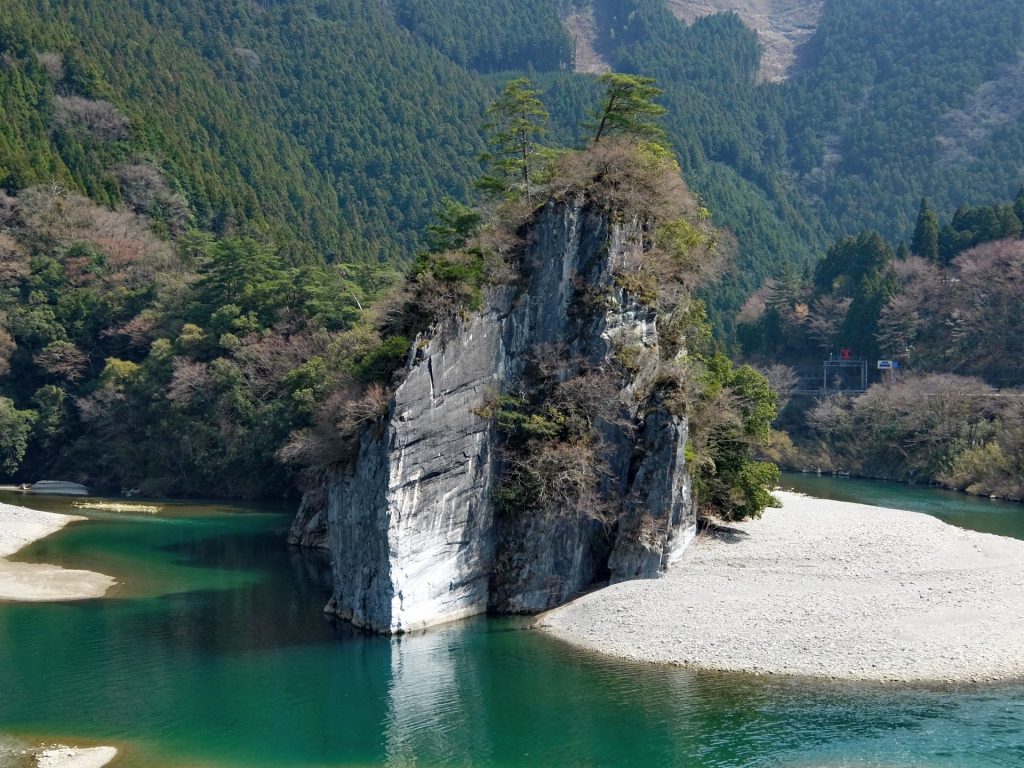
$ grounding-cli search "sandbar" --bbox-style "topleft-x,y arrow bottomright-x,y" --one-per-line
0,501 -> 115,601
36,746 -> 118,768
538,491 -> 1024,682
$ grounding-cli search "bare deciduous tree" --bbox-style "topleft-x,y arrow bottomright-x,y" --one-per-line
805,295 -> 851,352
15,184 -> 177,286
113,162 -> 190,231
167,358 -> 211,404
34,341 -> 88,382
53,96 -> 132,142
758,363 -> 798,409
35,51 -> 64,80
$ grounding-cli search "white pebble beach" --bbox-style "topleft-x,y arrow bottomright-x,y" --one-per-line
538,491 -> 1024,682
0,741 -> 118,768
0,500 -> 115,602
36,746 -> 118,768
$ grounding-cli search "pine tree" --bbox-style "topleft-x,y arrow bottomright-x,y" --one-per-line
478,77 -> 549,197
425,197 -> 482,252
588,73 -> 667,146
910,198 -> 940,261
1014,186 -> 1024,224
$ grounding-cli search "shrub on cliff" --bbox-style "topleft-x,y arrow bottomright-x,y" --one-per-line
491,359 -> 626,525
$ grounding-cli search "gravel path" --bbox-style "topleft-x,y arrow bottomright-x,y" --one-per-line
0,500 -> 115,601
538,491 -> 1024,682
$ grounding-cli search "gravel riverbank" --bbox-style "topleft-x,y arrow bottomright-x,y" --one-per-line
36,746 -> 118,768
538,491 -> 1024,682
0,500 -> 115,601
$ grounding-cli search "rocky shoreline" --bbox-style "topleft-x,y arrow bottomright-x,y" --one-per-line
538,491 -> 1024,683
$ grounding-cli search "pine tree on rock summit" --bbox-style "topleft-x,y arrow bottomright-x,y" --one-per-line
479,77 -> 549,197
588,73 -> 668,147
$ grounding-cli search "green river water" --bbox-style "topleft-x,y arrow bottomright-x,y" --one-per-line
1,478 -> 1022,767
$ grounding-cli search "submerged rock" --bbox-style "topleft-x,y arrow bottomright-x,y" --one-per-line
302,196 -> 696,633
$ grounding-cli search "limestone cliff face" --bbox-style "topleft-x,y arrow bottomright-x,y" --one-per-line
307,197 -> 696,633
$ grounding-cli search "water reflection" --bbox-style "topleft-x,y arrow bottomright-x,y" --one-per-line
385,623 -> 492,766
376,624 -> 1024,768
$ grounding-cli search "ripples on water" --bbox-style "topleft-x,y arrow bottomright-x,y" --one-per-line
375,625 -> 1024,768
1,489 -> 1023,767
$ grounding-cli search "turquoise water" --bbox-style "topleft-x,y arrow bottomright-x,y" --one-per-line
781,473 -> 1024,539
1,488 -> 1023,767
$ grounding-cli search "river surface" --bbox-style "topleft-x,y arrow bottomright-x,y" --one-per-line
1,483 -> 1022,767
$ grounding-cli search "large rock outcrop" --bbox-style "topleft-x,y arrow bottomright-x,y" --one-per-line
306,197 -> 696,633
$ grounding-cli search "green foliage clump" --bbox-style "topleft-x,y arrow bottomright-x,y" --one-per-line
911,198 -> 940,261
478,78 -> 550,196
491,369 -> 622,524
589,73 -> 667,147
942,440 -> 1024,501
683,354 -> 781,521
0,397 -> 36,476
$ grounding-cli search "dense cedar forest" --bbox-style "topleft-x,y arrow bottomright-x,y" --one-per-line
1,0 -> 1022,499
0,0 -> 488,262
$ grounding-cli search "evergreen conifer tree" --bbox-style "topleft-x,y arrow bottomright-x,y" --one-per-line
995,205 -> 1022,239
588,73 -> 667,146
910,198 -> 940,261
478,77 -> 549,197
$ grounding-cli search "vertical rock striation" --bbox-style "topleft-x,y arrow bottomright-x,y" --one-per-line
306,197 -> 696,633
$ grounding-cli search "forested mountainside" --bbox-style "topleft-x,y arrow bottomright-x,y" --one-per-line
739,191 -> 1024,375
0,71 -> 777,514
1,0 -> 1022,498
785,0 -> 1024,242
384,0 -> 1024,332
0,184 -> 381,497
664,0 -> 824,82
4,0 -> 1021,318
1,0 -> 487,262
